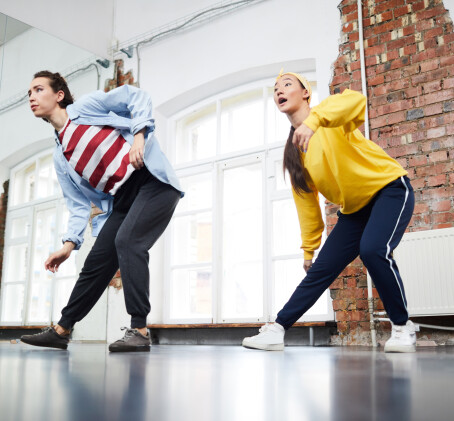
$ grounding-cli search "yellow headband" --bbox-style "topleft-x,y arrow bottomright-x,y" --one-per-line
276,68 -> 312,104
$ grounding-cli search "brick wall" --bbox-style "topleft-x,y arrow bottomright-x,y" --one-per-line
329,0 -> 454,345
104,59 -> 136,92
0,181 -> 9,289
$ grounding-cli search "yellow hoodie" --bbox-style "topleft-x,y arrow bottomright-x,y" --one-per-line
293,89 -> 407,260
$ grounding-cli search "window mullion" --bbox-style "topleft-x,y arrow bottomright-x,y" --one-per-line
213,161 -> 221,324
33,157 -> 40,203
22,206 -> 36,325
263,153 -> 271,322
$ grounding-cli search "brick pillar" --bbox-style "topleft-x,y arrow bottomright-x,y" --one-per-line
329,0 -> 454,345
104,59 -> 137,92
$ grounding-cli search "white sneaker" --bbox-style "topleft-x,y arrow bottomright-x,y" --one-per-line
384,320 -> 416,353
242,323 -> 285,351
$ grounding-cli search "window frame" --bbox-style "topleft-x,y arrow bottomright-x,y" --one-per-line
0,148 -> 78,326
164,75 -> 334,325
164,163 -> 216,324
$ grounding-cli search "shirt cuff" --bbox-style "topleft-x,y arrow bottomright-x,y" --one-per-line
131,118 -> 155,135
303,113 -> 320,133
303,249 -> 315,260
62,236 -> 83,251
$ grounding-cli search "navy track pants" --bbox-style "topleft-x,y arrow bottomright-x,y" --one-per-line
276,176 -> 414,329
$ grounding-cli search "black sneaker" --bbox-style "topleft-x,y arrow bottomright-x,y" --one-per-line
109,327 -> 151,352
21,327 -> 69,350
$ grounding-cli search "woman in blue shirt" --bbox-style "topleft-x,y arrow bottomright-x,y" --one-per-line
21,71 -> 183,352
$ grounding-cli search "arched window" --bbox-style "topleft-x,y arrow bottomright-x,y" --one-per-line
164,77 -> 333,323
0,150 -> 77,325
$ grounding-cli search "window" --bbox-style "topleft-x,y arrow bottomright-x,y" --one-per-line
165,76 -> 333,323
0,150 -> 77,325
169,170 -> 213,320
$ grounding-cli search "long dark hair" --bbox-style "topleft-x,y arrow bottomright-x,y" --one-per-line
283,126 -> 312,195
33,70 -> 74,109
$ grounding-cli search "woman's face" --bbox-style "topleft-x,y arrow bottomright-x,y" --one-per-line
274,75 -> 309,114
28,77 -> 62,118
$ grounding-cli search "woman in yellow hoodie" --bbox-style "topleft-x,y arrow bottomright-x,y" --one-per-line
243,71 -> 416,353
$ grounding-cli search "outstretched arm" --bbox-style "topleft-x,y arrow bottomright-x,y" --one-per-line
303,89 -> 366,133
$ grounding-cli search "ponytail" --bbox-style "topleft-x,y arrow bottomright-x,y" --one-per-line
283,127 -> 312,195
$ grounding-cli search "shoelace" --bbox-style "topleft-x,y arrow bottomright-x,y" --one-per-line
392,327 -> 403,338
38,327 -> 69,337
392,324 -> 414,338
37,327 -> 54,335
117,327 -> 137,342
259,323 -> 272,334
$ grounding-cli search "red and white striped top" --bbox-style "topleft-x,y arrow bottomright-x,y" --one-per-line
58,119 -> 135,195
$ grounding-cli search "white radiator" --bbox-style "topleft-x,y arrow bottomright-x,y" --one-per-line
392,227 -> 454,316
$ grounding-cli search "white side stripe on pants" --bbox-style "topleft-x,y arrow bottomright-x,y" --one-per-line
385,176 -> 410,314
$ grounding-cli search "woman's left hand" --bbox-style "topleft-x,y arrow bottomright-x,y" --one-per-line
130,130 -> 145,169
293,123 -> 314,153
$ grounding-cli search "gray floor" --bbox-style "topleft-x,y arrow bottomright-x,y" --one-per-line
0,343 -> 453,421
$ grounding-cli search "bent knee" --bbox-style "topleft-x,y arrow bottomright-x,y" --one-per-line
359,244 -> 386,265
114,232 -> 128,253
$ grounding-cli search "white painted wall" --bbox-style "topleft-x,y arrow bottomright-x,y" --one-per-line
0,0 -> 342,334
113,0 -> 224,47
129,0 -> 339,109
444,0 -> 454,15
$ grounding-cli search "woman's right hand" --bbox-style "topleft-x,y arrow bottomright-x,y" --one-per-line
293,123 -> 314,153
130,130 -> 145,169
44,242 -> 75,273
303,259 -> 313,273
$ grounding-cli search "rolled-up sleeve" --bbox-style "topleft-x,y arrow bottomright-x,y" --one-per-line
292,187 -> 325,260
74,85 -> 155,136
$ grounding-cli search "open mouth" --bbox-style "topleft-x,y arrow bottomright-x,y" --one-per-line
278,98 -> 287,105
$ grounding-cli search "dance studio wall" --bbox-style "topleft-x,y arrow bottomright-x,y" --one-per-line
0,1 -> 341,340
109,0 -> 341,327
1,1 -> 451,343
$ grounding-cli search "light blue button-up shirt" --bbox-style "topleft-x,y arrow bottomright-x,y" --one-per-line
53,84 -> 183,250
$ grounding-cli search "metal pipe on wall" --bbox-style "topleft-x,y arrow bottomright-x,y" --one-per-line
356,0 -> 377,348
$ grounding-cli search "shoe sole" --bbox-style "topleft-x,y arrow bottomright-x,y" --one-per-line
20,338 -> 68,350
384,344 -> 416,353
109,345 -> 151,353
242,340 -> 284,351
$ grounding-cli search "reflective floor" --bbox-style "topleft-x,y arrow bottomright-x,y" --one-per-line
0,343 -> 453,421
